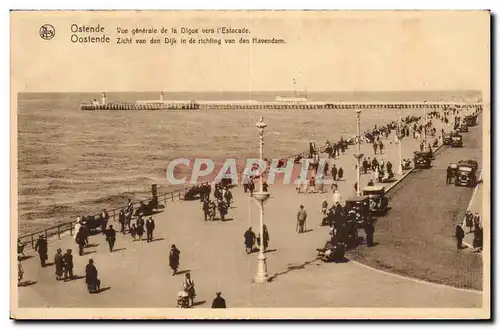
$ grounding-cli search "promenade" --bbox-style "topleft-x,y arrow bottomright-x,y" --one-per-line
16,116 -> 482,309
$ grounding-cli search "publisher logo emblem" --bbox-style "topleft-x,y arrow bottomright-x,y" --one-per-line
39,24 -> 55,40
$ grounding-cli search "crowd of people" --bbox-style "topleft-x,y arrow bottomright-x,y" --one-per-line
200,183 -> 233,222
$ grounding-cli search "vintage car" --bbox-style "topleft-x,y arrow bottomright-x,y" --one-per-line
344,196 -> 372,227
443,133 -> 453,145
413,151 -> 432,169
458,123 -> 469,132
455,160 -> 478,187
451,135 -> 463,148
465,115 -> 478,126
362,185 -> 389,215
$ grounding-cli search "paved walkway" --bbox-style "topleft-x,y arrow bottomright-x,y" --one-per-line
16,117 -> 482,309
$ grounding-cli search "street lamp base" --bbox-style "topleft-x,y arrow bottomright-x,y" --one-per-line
254,252 -> 269,283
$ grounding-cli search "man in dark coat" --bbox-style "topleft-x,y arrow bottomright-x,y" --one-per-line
85,259 -> 100,293
224,188 -> 233,206
248,178 -> 255,197
63,249 -> 74,281
145,217 -> 155,242
244,227 -> 255,254
331,165 -> 338,181
203,199 -> 210,221
446,166 -> 453,184
105,225 -> 116,252
338,167 -> 344,180
136,216 -> 145,241
76,227 -> 86,256
34,234 -> 48,267
211,292 -> 227,308
455,224 -> 465,249
218,201 -> 228,221
362,159 -> 368,174
118,209 -> 126,233
169,244 -> 180,275
54,248 -> 64,280
364,221 -> 375,247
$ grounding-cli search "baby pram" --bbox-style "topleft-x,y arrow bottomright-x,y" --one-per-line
177,291 -> 190,308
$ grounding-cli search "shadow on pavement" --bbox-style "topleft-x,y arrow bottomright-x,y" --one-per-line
151,237 -> 165,242
19,255 -> 33,261
192,300 -> 206,307
82,250 -> 96,255
93,287 -> 111,294
268,258 -> 321,282
18,280 -> 37,287
176,270 -> 190,275
113,248 -> 127,252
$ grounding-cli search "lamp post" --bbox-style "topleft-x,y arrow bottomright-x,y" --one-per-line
253,117 -> 270,283
353,109 -> 363,196
398,106 -> 403,175
423,102 -> 427,144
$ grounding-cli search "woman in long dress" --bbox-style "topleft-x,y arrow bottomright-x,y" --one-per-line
169,245 -> 180,276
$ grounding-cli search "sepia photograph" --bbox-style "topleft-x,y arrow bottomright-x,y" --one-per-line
10,10 -> 490,319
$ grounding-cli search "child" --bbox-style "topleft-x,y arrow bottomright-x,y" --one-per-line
130,223 -> 137,241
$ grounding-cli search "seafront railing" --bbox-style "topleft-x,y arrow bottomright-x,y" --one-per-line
17,184 -> 210,250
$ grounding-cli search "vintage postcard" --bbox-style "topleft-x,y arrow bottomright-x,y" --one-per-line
10,10 -> 490,319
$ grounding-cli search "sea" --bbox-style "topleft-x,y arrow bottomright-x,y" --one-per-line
17,90 -> 481,234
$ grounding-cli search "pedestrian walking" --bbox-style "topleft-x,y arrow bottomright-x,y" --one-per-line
63,249 -> 74,281
257,224 -> 270,252
455,224 -> 465,250
105,225 -> 116,252
169,244 -> 181,275
85,259 -> 101,293
18,256 -> 24,286
297,205 -> 307,233
364,221 -> 375,247
465,211 -> 474,232
54,248 -> 64,280
34,234 -> 48,268
331,165 -> 338,181
183,273 -> 196,307
146,216 -> 155,242
244,227 -> 256,254
118,209 -> 126,233
338,167 -> 344,180
136,216 -> 145,241
76,227 -> 86,256
211,292 -> 226,308
130,223 -> 137,241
